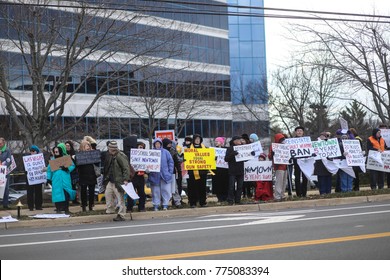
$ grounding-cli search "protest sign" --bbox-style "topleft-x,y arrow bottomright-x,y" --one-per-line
251,141 -> 263,156
339,118 -> 349,133
233,143 -> 256,162
272,143 -> 290,164
184,148 -> 216,170
367,150 -> 390,173
212,147 -> 228,169
6,155 -> 17,175
0,166 -> 6,199
130,149 -> 161,172
154,130 -> 175,141
244,160 -> 272,181
381,129 -> 390,147
312,138 -> 341,159
122,182 -> 140,199
342,140 -> 365,167
285,137 -> 314,158
49,155 -> 73,171
23,153 -> 47,185
75,150 -> 101,165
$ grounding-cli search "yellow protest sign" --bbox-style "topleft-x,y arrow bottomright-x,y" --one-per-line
184,148 -> 216,170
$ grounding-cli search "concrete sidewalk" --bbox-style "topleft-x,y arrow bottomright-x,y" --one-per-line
1,189 -> 390,229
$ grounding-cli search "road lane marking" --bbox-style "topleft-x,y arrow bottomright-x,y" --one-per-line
127,232 -> 390,260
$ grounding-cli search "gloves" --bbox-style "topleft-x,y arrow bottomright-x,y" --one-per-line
60,166 -> 69,172
312,153 -> 317,157
233,151 -> 239,156
47,180 -> 52,185
250,151 -> 255,156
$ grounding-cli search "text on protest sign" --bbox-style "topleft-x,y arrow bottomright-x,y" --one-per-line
154,130 -> 175,141
0,166 -> 7,198
381,129 -> 390,147
75,150 -> 101,165
244,161 -> 272,181
6,155 -> 17,175
312,138 -> 341,159
342,139 -> 365,167
212,147 -> 228,169
251,141 -> 263,156
130,149 -> 161,172
271,143 -> 290,165
285,137 -> 314,158
367,150 -> 390,173
233,143 -> 256,162
49,155 -> 73,171
184,148 -> 216,170
23,153 -> 47,185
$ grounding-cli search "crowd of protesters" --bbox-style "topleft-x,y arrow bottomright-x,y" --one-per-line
0,123 -> 389,221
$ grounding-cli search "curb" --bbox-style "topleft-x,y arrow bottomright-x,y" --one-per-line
3,194 -> 390,229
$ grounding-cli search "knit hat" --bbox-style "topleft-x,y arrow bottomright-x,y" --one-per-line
215,137 -> 225,144
249,133 -> 259,142
184,136 -> 193,142
108,141 -> 119,150
162,138 -> 172,149
259,153 -> 267,160
295,126 -> 305,131
30,145 -> 40,153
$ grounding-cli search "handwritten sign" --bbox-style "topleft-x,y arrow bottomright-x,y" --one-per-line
233,143 -> 256,162
75,150 -> 101,165
23,153 -> 47,185
49,156 -> 73,171
244,161 -> 272,181
212,147 -> 228,169
381,129 -> 390,147
251,141 -> 263,156
367,150 -> 390,173
342,140 -> 365,167
184,148 -> 216,170
6,155 -> 17,175
130,149 -> 161,172
285,137 -> 314,158
312,138 -> 341,159
0,166 -> 7,199
155,130 -> 175,141
272,143 -> 290,164
339,117 -> 348,133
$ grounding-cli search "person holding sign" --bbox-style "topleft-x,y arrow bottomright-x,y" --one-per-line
148,138 -> 174,211
367,128 -> 386,190
0,137 -> 12,209
225,136 -> 245,205
269,133 -> 288,201
26,145 -> 44,211
211,137 -> 229,203
291,126 -> 309,197
313,133 -> 333,195
254,153 -> 273,201
47,146 -> 76,214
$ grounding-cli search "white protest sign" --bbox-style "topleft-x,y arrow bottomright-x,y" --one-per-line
0,166 -> 7,199
130,149 -> 161,172
212,147 -> 228,169
6,155 -> 17,175
122,182 -> 140,199
339,118 -> 349,133
367,150 -> 390,173
233,143 -> 256,162
312,138 -> 341,159
381,129 -> 390,147
251,141 -> 263,156
23,153 -> 47,185
297,157 -> 315,180
342,140 -> 365,167
285,137 -> 314,158
244,161 -> 272,181
272,143 -> 290,164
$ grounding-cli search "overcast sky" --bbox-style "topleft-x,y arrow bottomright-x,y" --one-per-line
263,0 -> 390,73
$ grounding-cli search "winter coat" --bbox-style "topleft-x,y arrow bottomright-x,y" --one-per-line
268,133 -> 287,171
224,143 -> 244,176
103,151 -> 133,188
77,163 -> 97,186
148,138 -> 174,185
47,162 -> 76,203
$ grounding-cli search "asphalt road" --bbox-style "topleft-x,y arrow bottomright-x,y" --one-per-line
1,201 -> 390,260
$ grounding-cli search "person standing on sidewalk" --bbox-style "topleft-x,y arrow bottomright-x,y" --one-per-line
103,141 -> 132,221
0,137 -> 12,209
26,145 -> 43,211
367,128 -> 386,190
292,126 -> 309,197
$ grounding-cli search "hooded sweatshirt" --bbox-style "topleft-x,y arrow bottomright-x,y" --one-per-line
148,138 -> 174,185
268,133 -> 287,171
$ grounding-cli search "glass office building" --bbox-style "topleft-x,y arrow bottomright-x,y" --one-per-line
0,0 -> 268,144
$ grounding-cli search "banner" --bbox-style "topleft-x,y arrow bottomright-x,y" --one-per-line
333,159 -> 355,178
49,155 -> 73,171
75,150 -> 101,165
312,138 -> 341,159
297,157 -> 315,180
272,143 -> 290,164
0,166 -> 6,199
154,130 -> 175,141
184,148 -> 216,170
212,147 -> 228,169
285,137 -> 314,158
23,153 -> 47,185
244,161 -> 272,181
342,139 -> 365,167
233,143 -> 256,162
367,150 -> 390,173
130,149 -> 161,172
381,129 -> 390,147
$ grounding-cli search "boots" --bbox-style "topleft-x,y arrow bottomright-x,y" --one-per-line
82,206 -> 86,212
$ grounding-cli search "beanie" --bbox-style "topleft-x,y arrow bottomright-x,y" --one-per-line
30,145 -> 40,153
215,137 -> 225,144
249,133 -> 259,142
108,141 -> 118,150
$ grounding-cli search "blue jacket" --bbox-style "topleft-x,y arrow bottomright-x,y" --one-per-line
148,138 -> 174,185
47,161 -> 76,203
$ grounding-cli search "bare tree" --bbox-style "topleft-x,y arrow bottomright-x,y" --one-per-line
0,1 -> 188,148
